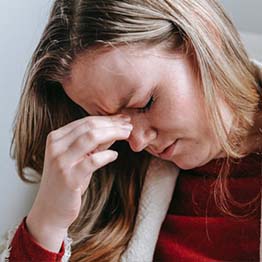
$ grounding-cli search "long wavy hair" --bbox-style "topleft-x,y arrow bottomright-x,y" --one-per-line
11,0 -> 261,261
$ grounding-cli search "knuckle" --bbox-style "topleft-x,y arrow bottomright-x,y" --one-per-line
89,154 -> 99,167
54,156 -> 69,176
76,122 -> 89,132
75,135 -> 88,148
77,124 -> 87,134
47,143 -> 59,158
85,119 -> 96,129
47,130 -> 58,144
86,130 -> 98,141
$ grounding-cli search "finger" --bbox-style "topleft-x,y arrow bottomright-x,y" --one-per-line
91,141 -> 115,154
48,120 -> 132,158
48,114 -> 131,142
70,150 -> 118,192
55,118 -> 131,152
57,126 -> 132,166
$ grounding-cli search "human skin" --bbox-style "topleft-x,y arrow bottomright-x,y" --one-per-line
63,44 -> 233,170
26,114 -> 133,252
26,45 -> 260,253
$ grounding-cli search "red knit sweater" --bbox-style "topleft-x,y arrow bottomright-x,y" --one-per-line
9,154 -> 261,261
9,216 -> 65,261
153,153 -> 261,261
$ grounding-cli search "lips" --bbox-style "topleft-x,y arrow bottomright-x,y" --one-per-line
149,141 -> 177,156
149,146 -> 169,155
159,145 -> 172,155
159,140 -> 178,159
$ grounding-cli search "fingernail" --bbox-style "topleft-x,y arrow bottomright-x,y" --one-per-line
112,151 -> 118,160
122,123 -> 133,130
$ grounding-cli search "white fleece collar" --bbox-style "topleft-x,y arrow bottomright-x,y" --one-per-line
120,158 -> 179,262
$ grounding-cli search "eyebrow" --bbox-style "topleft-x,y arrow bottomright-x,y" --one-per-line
96,88 -> 136,115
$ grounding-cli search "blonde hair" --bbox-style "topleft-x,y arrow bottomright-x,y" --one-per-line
11,0 -> 261,261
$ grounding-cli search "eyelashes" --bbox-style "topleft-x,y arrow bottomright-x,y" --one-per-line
138,95 -> 155,113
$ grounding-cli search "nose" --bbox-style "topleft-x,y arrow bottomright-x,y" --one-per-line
126,117 -> 157,152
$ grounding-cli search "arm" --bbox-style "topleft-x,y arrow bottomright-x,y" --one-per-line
2,115 -> 131,261
0,217 -> 72,262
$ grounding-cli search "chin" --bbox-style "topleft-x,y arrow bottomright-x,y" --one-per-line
170,154 -> 211,170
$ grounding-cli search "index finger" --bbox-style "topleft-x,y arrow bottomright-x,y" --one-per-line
51,114 -> 130,141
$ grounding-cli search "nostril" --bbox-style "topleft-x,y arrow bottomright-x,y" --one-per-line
127,138 -> 145,152
126,124 -> 155,152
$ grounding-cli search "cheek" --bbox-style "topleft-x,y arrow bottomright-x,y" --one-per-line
166,101 -> 208,136
149,83 -> 216,141
170,138 -> 216,169
168,139 -> 203,169
63,86 -> 81,105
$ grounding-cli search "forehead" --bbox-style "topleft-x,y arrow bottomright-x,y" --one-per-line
63,45 -> 160,114
70,45 -> 153,85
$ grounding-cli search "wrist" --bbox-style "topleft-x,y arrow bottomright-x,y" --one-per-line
26,212 -> 68,253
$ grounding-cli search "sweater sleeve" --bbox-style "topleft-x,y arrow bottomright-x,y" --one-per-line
0,217 -> 72,262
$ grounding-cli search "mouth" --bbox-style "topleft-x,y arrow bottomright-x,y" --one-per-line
159,140 -> 178,159
157,146 -> 170,155
149,140 -> 178,157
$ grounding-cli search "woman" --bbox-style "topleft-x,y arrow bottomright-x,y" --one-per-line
0,0 -> 261,261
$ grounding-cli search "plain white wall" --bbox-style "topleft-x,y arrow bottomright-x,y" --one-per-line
220,0 -> 262,34
0,0 -> 261,238
0,0 -> 53,236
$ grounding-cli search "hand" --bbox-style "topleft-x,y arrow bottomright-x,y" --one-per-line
26,114 -> 133,252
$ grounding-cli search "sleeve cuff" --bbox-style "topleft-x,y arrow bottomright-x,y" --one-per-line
9,216 -> 65,261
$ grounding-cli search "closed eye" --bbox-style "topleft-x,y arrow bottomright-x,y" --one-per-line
137,96 -> 155,113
